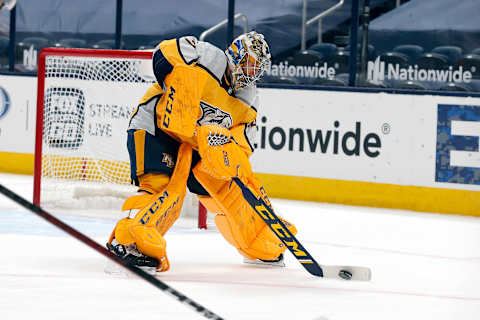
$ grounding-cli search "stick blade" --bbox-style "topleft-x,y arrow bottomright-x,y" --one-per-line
320,265 -> 372,281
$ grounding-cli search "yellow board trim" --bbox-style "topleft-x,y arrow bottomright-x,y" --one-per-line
1,152 -> 479,218
0,152 -> 34,175
257,173 -> 480,218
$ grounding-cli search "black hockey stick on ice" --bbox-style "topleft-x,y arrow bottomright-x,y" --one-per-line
0,184 -> 224,320
232,177 -> 371,281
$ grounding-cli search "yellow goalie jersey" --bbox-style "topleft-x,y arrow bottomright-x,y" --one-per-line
128,36 -> 259,156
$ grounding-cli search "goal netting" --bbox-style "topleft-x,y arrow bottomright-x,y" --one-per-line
33,48 -> 206,228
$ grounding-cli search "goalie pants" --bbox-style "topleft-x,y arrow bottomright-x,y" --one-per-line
127,128 -> 208,196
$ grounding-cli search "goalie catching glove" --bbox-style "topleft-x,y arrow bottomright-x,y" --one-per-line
196,124 -> 252,181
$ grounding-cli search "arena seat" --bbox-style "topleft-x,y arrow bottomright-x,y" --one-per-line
344,44 -> 376,61
334,73 -> 350,84
0,35 -> 9,69
359,80 -> 387,88
432,46 -> 463,65
149,40 -> 163,48
19,36 -> 50,49
91,39 -> 124,49
54,38 -> 87,49
0,35 -> 8,50
379,52 -> 409,69
312,77 -> 347,87
455,54 -> 480,79
392,44 -> 424,63
467,79 -> 480,92
438,82 -> 471,92
470,48 -> 480,55
414,53 -> 449,70
259,75 -> 299,85
307,43 -> 338,61
291,50 -> 323,66
392,80 -> 428,90
138,44 -> 155,50
326,51 -> 350,74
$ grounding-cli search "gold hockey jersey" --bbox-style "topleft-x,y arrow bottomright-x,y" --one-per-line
129,36 -> 259,155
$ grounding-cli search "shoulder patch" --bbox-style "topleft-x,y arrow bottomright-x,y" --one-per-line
184,37 -> 197,49
178,36 -> 199,65
196,42 -> 228,83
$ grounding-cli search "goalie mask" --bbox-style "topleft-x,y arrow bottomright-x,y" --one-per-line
225,31 -> 271,91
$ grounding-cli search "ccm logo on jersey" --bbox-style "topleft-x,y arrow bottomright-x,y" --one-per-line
162,86 -> 176,128
436,104 -> 480,185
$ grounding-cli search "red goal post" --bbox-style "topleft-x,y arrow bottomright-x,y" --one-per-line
33,48 -> 207,228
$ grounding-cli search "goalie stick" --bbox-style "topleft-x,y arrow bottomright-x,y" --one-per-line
0,184 -> 224,320
232,177 -> 372,281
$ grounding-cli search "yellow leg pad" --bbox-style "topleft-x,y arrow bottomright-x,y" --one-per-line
194,162 -> 298,261
198,195 -> 223,214
138,173 -> 170,195
130,224 -> 170,271
213,214 -> 240,249
131,143 -> 192,234
114,217 -> 136,245
122,193 -> 156,211
109,143 -> 192,272
121,174 -> 170,211
246,217 -> 298,260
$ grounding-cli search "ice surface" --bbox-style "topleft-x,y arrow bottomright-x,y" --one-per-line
1,173 -> 479,320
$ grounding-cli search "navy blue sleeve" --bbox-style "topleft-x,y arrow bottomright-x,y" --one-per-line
153,49 -> 174,86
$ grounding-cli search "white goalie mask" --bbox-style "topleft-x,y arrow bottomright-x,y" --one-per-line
225,31 -> 271,91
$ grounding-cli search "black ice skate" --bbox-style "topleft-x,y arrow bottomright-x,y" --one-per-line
243,253 -> 285,267
106,238 -> 159,274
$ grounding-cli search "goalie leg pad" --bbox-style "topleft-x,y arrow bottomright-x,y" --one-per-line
136,173 -> 171,196
112,217 -> 136,245
109,143 -> 193,271
130,224 -> 170,272
121,173 -> 170,219
198,195 -> 223,213
193,162 -> 297,261
130,142 -> 192,235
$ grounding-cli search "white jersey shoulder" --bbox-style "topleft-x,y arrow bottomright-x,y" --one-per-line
234,85 -> 258,109
196,40 -> 228,83
177,36 -> 199,64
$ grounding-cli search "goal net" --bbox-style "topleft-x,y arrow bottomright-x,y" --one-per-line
33,48 -> 206,228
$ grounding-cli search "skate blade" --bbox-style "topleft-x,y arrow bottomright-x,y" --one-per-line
104,259 -> 157,276
243,258 -> 285,268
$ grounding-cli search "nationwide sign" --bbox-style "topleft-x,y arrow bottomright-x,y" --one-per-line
367,56 -> 473,84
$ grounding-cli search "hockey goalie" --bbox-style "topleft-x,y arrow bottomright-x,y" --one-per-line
106,31 -> 297,273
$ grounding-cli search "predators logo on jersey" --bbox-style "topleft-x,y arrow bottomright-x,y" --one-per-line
197,100 -> 233,128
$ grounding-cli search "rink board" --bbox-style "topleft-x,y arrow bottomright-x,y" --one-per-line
1,74 -> 480,216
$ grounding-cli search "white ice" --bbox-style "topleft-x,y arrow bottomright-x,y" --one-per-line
1,173 -> 480,320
